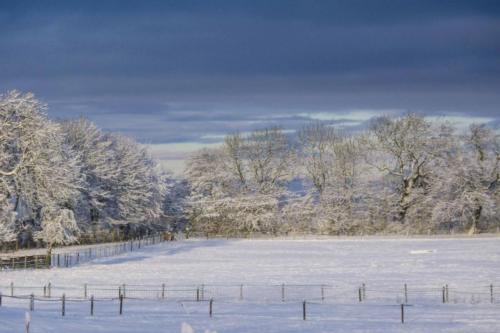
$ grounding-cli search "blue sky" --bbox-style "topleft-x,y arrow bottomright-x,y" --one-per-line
1,1 -> 499,175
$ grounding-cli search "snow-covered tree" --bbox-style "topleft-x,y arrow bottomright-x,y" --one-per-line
366,114 -> 450,225
430,124 -> 499,233
0,90 -> 81,248
298,123 -> 338,194
0,91 -> 171,247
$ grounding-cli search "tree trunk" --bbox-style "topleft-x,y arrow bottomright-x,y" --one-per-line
468,204 -> 482,235
45,243 -> 53,267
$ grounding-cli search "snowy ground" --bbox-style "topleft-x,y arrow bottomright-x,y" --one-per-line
0,237 -> 499,332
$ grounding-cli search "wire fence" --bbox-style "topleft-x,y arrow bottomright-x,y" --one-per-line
0,234 -> 165,270
0,282 -> 497,305
0,285 -> 499,328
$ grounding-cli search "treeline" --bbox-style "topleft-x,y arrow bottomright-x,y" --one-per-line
185,114 -> 499,236
0,91 -> 172,250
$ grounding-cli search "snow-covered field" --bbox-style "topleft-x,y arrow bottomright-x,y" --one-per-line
1,237 -> 500,332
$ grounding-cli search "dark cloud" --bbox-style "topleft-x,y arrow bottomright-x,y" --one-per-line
0,0 -> 499,151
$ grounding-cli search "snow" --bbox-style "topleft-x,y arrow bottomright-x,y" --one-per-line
1,237 -> 499,332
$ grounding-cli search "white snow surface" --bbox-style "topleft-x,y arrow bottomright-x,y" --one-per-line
0,237 -> 500,332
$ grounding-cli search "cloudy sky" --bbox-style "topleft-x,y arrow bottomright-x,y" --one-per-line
1,1 -> 499,175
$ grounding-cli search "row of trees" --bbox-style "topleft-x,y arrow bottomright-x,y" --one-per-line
1,90 -> 498,248
185,114 -> 499,235
0,91 -> 173,251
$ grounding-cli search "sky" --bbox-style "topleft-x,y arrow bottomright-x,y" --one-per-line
1,1 -> 499,175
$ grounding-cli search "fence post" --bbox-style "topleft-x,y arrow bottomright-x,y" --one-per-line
62,294 -> 66,316
209,298 -> 213,317
25,312 -> 31,333
90,295 -> 94,316
442,286 -> 446,303
303,300 -> 306,320
57,254 -> 60,267
362,283 -> 366,300
445,284 -> 449,303
201,284 -> 204,301
48,282 -> 51,298
401,303 -> 404,324
119,294 -> 123,315
0,292 -> 2,306
118,286 -> 122,298
162,284 -> 165,299
490,284 -> 493,303
404,283 -> 408,304
281,283 -> 285,302
30,294 -> 34,311
196,288 -> 200,302
358,287 -> 362,302
84,284 -> 87,299
10,282 -> 14,296
239,284 -> 243,301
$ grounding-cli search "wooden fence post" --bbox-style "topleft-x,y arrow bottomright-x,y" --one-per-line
62,294 -> 66,316
48,282 -> 51,298
303,300 -> 307,320
196,288 -> 200,302
404,283 -> 408,304
162,284 -> 165,299
25,312 -> 31,333
209,298 -> 213,317
490,284 -> 493,303
119,294 -> 123,315
30,294 -> 34,311
358,287 -> 362,302
442,286 -> 446,303
401,304 -> 404,324
90,295 -> 94,316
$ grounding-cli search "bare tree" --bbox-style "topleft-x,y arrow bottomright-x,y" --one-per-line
366,113 -> 446,224
246,127 -> 292,193
298,123 -> 338,194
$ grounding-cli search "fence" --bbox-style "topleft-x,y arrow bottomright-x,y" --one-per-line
0,282 -> 497,305
49,234 -> 164,268
0,234 -> 165,271
0,255 -> 49,270
0,282 -> 498,327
